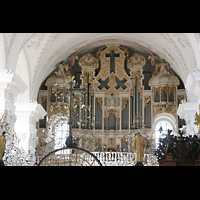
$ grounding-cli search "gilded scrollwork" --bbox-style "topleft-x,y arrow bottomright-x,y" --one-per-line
78,50 -> 99,69
178,95 -> 184,103
122,98 -> 129,111
95,44 -> 131,93
82,71 -> 94,86
47,103 -> 70,118
97,98 -> 102,111
132,70 -> 143,100
41,96 -> 47,108
152,86 -> 176,102
127,51 -> 146,68
104,109 -> 120,121
153,103 -> 177,118
144,96 -> 151,108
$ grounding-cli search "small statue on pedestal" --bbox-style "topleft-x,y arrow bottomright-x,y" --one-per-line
107,94 -> 115,106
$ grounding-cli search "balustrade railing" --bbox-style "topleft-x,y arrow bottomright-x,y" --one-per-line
91,152 -> 158,166
35,152 -> 158,166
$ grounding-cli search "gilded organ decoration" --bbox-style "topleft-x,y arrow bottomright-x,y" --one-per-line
79,50 -> 99,70
178,95 -> 185,103
108,138 -> 116,149
55,61 -> 69,77
93,44 -> 131,94
104,109 -> 120,121
144,96 -> 151,108
153,103 -> 177,118
122,98 -> 129,111
148,54 -> 158,67
68,53 -> 78,67
37,42 -> 186,158
79,44 -> 144,131
127,51 -> 146,69
149,59 -> 180,121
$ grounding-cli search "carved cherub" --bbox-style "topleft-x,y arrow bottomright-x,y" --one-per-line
148,54 -> 158,66
68,53 -> 78,67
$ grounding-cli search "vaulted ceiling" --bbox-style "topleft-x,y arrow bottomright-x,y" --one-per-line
3,33 -> 200,101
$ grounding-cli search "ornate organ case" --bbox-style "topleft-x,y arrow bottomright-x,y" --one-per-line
37,43 -> 186,154
78,44 -> 146,132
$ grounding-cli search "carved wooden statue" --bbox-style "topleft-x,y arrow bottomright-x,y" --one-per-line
133,132 -> 146,162
0,132 -> 6,161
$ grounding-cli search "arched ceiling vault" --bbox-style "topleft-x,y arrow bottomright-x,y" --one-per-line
3,33 -> 199,101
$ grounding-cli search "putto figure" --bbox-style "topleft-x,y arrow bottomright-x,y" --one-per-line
148,54 -> 158,66
68,53 -> 78,67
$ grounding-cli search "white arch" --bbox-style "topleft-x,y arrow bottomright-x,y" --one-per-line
152,113 -> 178,135
15,49 -> 30,103
31,34 -> 190,100
6,33 -> 34,73
184,33 -> 200,71
0,33 -> 5,70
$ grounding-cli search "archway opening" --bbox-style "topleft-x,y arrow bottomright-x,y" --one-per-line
155,120 -> 173,148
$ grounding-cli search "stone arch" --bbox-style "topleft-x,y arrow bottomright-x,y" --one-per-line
184,33 -> 200,71
6,33 -> 34,73
0,33 -> 5,70
28,33 -> 199,100
15,49 -> 30,103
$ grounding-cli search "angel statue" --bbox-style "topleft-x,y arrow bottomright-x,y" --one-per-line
148,54 -> 158,66
55,61 -> 69,77
155,59 -> 170,74
68,53 -> 78,67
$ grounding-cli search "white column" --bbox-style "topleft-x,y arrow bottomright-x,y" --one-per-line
0,71 -> 27,127
176,72 -> 200,135
177,102 -> 198,135
14,102 -> 47,154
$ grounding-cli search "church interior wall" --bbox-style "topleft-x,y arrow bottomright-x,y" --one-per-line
1,33 -> 200,165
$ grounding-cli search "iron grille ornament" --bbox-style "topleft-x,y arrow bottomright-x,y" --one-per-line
38,80 -> 102,166
38,147 -> 102,166
0,112 -> 35,166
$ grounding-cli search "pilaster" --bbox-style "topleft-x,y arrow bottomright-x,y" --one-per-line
14,102 -> 47,154
0,71 -> 27,127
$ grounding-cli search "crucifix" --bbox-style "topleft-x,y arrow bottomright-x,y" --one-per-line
106,51 -> 120,73
55,81 -> 87,147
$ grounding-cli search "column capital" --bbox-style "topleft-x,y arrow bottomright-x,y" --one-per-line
177,101 -> 198,135
15,102 -> 47,123
0,72 -> 27,112
177,101 -> 197,120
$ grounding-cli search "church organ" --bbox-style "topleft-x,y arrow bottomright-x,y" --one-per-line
36,43 -> 186,156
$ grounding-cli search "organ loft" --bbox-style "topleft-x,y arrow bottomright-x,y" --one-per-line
36,43 -> 186,165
